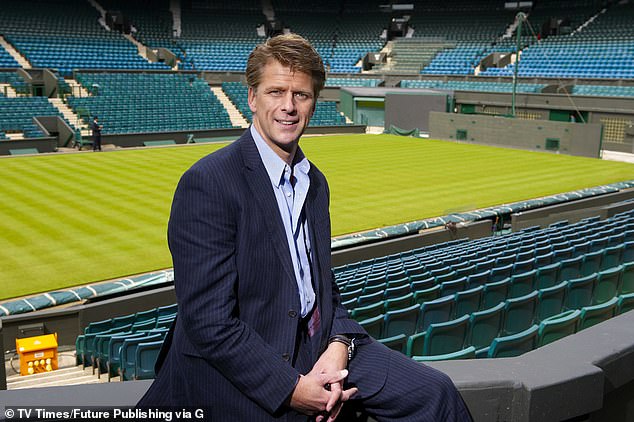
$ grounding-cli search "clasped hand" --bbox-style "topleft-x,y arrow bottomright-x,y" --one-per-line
289,342 -> 358,422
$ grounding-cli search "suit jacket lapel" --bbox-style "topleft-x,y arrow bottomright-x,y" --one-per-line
239,132 -> 297,290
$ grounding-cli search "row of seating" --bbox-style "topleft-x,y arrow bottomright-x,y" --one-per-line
380,291 -> 633,361
75,303 -> 177,381
334,211 -> 634,359
68,72 -> 233,134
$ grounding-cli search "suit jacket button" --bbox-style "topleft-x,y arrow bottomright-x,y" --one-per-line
288,310 -> 297,318
282,353 -> 290,362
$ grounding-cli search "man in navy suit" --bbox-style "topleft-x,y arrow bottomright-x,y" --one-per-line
137,34 -> 472,421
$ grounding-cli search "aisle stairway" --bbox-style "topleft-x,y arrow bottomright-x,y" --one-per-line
0,35 -> 30,68
211,86 -> 249,128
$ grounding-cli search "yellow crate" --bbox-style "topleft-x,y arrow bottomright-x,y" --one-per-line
15,333 -> 59,376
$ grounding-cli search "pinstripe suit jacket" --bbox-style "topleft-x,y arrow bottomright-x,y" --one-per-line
138,130 -> 373,420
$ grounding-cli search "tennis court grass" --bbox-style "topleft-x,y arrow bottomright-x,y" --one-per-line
1,135 -> 633,300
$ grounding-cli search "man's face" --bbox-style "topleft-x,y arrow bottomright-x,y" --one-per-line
248,60 -> 315,162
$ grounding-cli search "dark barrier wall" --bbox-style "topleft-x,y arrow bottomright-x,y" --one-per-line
429,111 -> 602,158
384,92 -> 450,133
511,189 -> 634,230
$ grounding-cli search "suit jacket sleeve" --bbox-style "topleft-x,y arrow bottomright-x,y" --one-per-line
168,165 -> 299,414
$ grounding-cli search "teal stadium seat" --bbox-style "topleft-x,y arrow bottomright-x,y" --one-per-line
579,297 -> 618,330
488,325 -> 539,358
537,309 -> 580,347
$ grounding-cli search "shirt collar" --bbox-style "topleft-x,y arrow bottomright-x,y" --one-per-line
251,125 -> 310,188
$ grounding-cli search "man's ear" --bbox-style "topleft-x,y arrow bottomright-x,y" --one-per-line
247,87 -> 257,114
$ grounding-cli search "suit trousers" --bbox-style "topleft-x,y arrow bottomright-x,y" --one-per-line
343,340 -> 473,422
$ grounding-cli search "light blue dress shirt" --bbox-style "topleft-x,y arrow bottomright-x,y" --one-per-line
251,125 -> 316,317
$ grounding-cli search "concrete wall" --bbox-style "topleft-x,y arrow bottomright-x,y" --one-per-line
384,92 -> 449,133
429,111 -> 603,158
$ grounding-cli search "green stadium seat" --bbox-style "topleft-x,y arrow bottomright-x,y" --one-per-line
482,278 -> 510,309
503,290 -> 538,335
466,302 -> 505,357
565,273 -> 597,310
454,285 -> 484,318
412,346 -> 476,362
351,301 -> 384,322
508,270 -> 537,299
617,293 -> 634,314
384,292 -> 414,312
378,333 -> 408,354
359,314 -> 385,339
621,262 -> 634,294
417,295 -> 455,333
537,309 -> 580,347
535,262 -> 561,290
579,296 -> 618,330
413,284 -> 441,305
423,314 -> 470,356
593,266 -> 623,305
488,324 -> 539,358
406,331 -> 427,357
580,249 -> 603,277
134,340 -> 164,380
601,244 -> 624,270
440,277 -> 468,297
536,280 -> 567,322
559,255 -> 584,281
384,304 -> 420,338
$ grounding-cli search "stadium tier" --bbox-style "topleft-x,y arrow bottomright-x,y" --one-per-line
71,209 -> 634,376
0,0 -> 170,76
68,72 -> 234,134
0,96 -> 76,137
335,210 -> 634,359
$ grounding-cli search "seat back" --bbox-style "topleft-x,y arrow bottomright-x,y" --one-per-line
593,265 -> 623,305
535,262 -> 561,290
417,295 -> 455,333
466,302 -> 505,351
579,296 -> 618,330
537,309 -> 580,347
423,314 -> 470,356
559,255 -> 583,281
482,278 -> 510,309
378,333 -> 408,354
488,324 -> 539,358
503,290 -> 538,335
601,244 -> 624,271
134,340 -> 164,380
359,314 -> 385,339
565,273 -> 597,310
509,269 -> 537,299
455,285 -> 484,318
580,249 -> 603,277
536,280 -> 567,322
384,304 -> 420,338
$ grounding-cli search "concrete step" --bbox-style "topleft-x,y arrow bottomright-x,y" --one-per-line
0,35 -> 31,68
210,86 -> 249,128
49,97 -> 88,130
65,78 -> 90,98
6,366 -> 105,389
0,83 -> 18,97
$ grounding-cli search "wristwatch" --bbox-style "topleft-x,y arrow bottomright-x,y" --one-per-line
328,334 -> 356,361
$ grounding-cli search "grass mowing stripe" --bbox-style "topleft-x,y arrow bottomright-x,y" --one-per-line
1,136 -> 633,300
